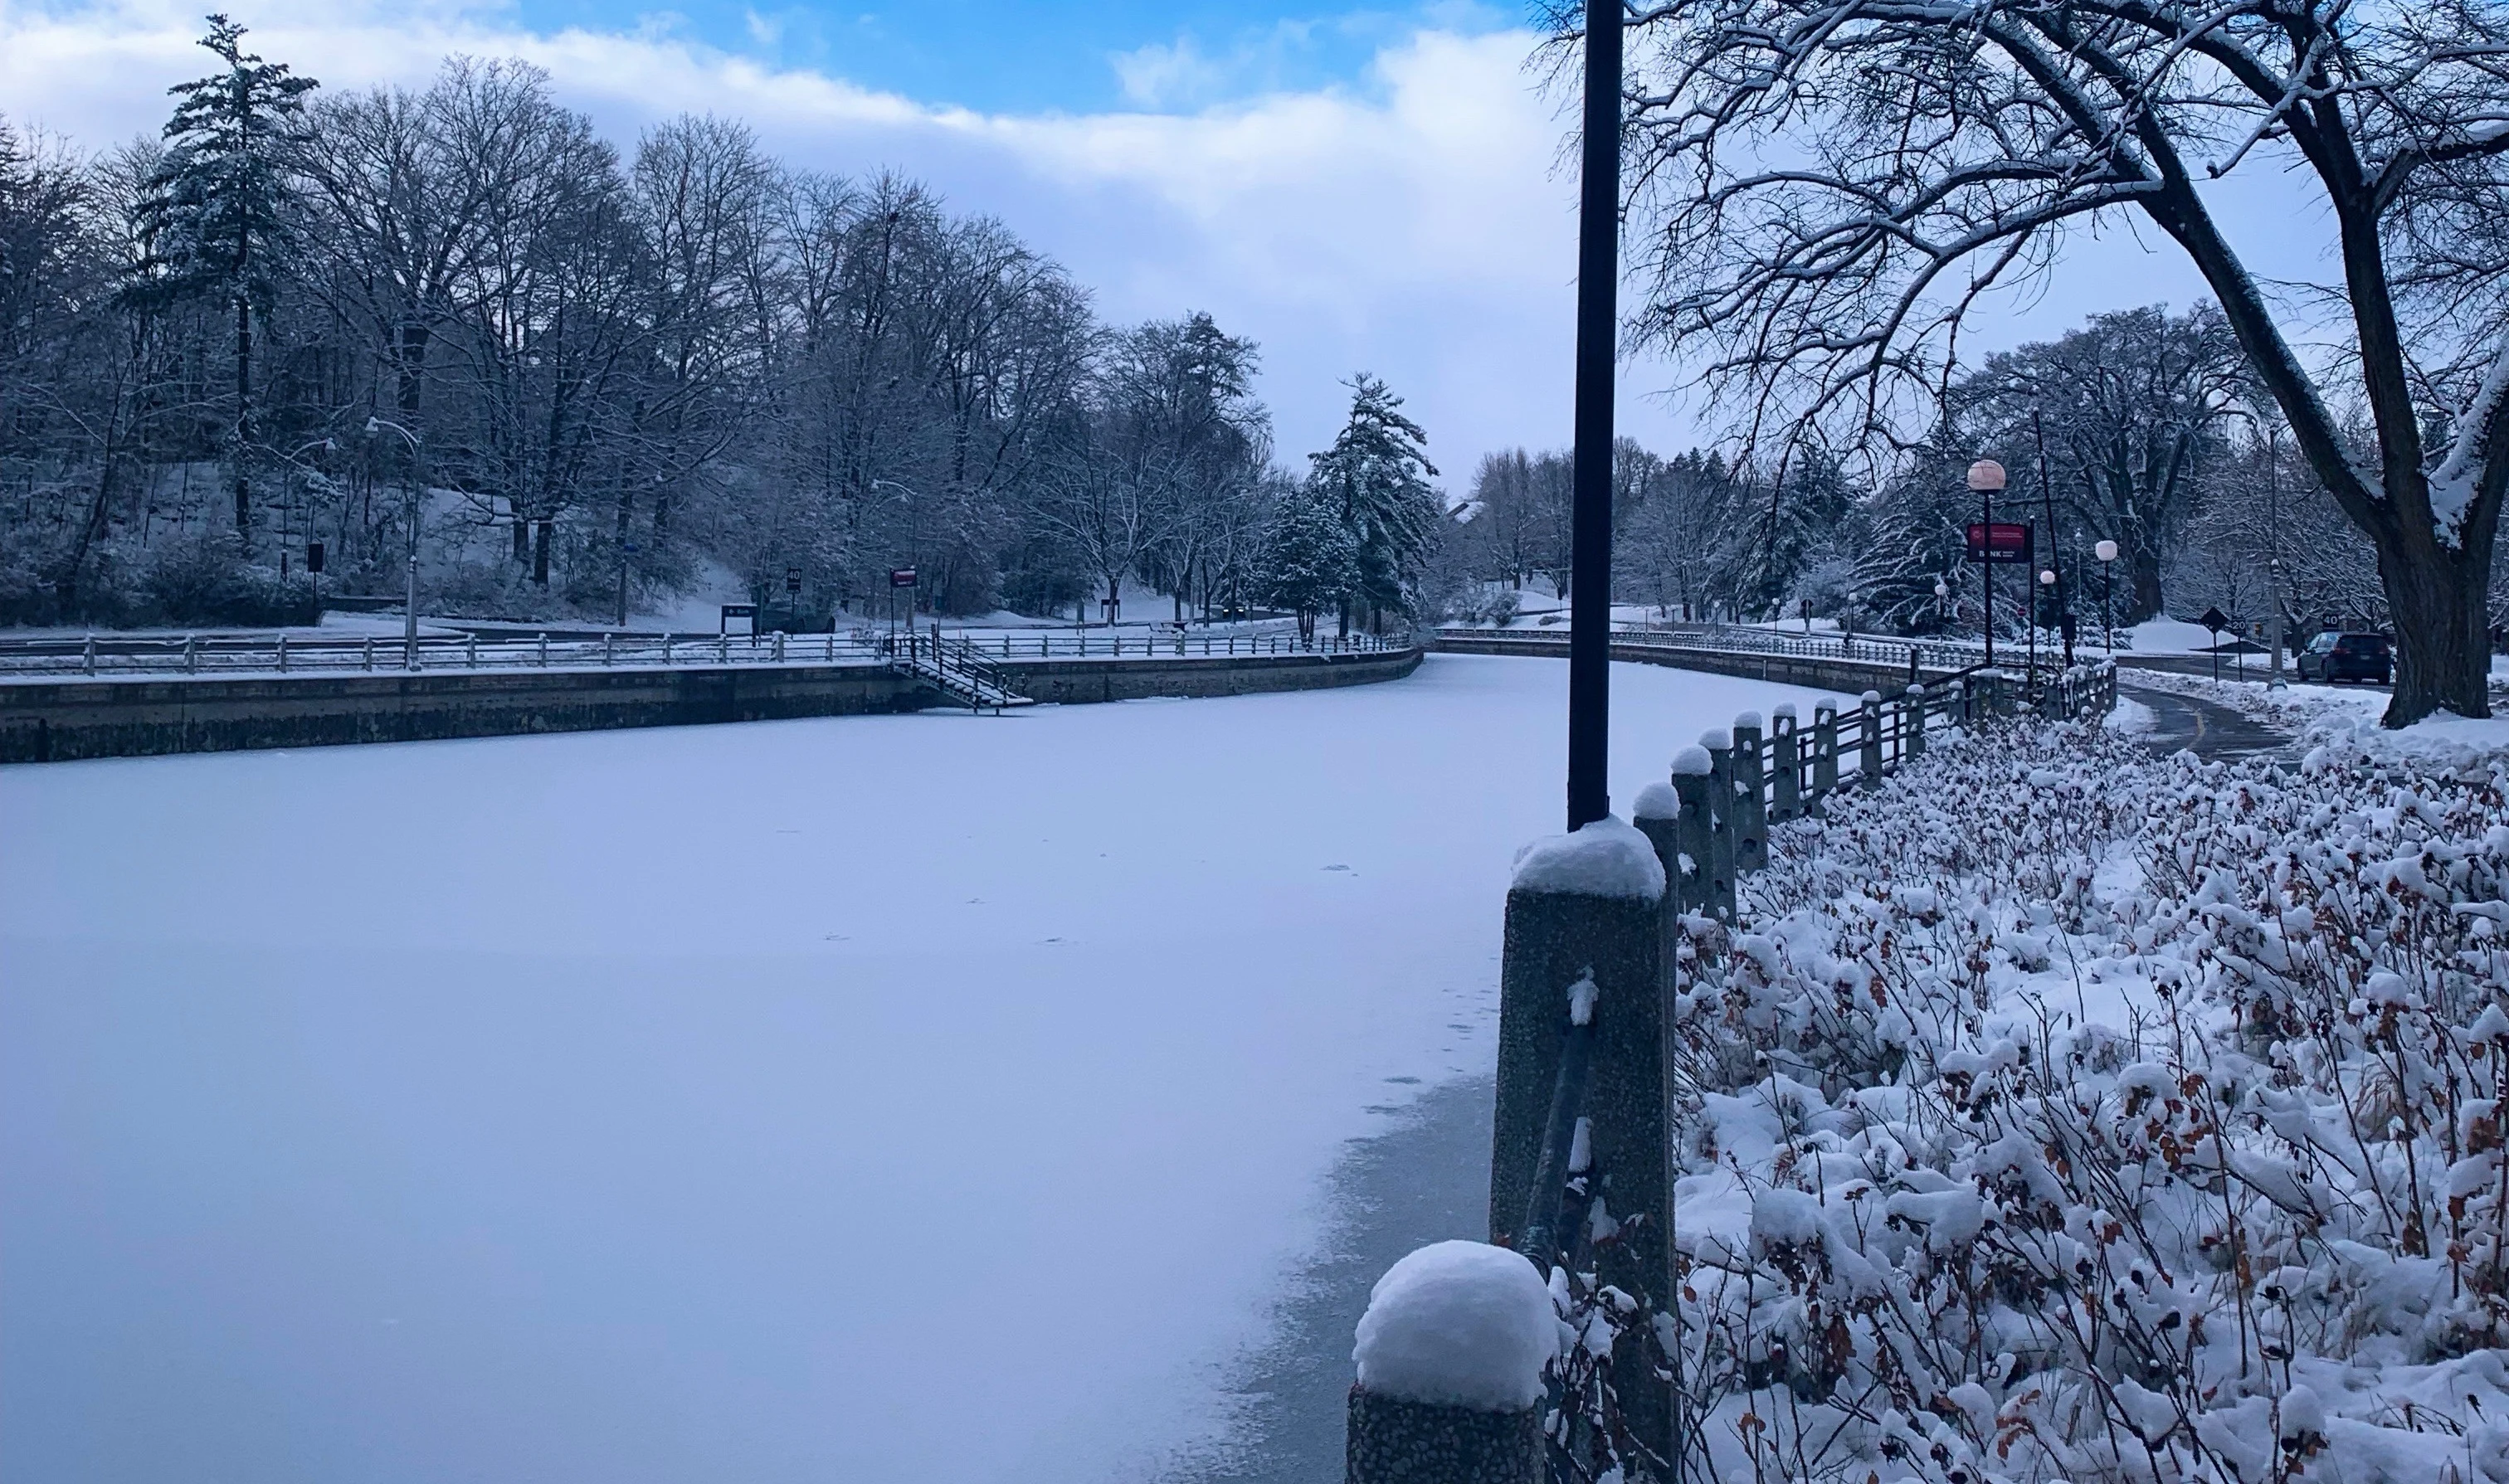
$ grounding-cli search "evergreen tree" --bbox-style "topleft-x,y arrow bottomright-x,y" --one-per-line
127,15 -> 317,544
1256,476 -> 1357,642
1309,373 -> 1438,635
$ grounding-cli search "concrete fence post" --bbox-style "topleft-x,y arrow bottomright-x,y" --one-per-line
1859,690 -> 1885,786
1632,782 -> 1685,960
1810,700 -> 1839,805
1670,749 -> 1715,921
362,636 -> 374,671
1702,730 -> 1739,922
277,633 -> 289,674
1770,704 -> 1801,821
1904,684 -> 1927,760
1489,818 -> 1670,1462
1732,713 -> 1768,872
1344,1243 -> 1552,1484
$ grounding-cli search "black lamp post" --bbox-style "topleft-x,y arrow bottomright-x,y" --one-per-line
1969,460 -> 2005,670
2095,539 -> 2118,654
1565,0 -> 1623,830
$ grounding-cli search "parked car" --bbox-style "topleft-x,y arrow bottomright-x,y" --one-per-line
2297,630 -> 2392,684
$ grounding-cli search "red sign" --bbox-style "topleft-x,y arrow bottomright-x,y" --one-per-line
1964,522 -> 2034,564
889,567 -> 918,588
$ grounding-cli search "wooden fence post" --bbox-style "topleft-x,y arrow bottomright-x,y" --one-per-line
1731,712 -> 1768,872
1488,818 -> 1671,1462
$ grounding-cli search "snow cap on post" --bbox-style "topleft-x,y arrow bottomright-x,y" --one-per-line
1772,702 -> 1797,721
1670,745 -> 1712,776
1632,781 -> 1681,820
1511,815 -> 1666,900
1353,1240 -> 1557,1411
1699,727 -> 1732,751
1734,710 -> 1763,730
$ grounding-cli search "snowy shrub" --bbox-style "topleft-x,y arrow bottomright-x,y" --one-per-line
1651,718 -> 2509,1484
136,533 -> 317,626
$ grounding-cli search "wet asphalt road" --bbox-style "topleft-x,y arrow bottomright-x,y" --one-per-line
2119,680 -> 2297,763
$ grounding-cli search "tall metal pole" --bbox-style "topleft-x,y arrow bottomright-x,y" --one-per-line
1968,460 -> 2005,671
2267,423 -> 2287,690
1566,0 -> 1622,830
2036,412 -> 2068,668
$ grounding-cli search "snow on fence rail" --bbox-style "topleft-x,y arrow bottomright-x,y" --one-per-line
1453,621 -> 1982,676
0,625 -> 1397,679
1351,662 -> 2118,1484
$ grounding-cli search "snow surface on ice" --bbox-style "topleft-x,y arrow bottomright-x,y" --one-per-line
1352,1241 -> 1555,1410
0,654 -> 1825,1484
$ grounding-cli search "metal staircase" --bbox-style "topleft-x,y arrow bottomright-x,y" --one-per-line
888,630 -> 1034,713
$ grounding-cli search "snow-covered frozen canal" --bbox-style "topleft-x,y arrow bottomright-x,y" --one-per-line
2,654 -> 1829,1484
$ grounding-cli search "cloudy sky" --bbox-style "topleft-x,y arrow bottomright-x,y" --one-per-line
0,0 -> 2325,488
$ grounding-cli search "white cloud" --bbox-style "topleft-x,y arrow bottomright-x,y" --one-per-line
2,0 -> 1632,482
0,0 -> 2338,490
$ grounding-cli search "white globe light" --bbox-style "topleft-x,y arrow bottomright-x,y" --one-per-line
2039,569 -> 2057,586
2094,539 -> 2119,562
1966,460 -> 2007,492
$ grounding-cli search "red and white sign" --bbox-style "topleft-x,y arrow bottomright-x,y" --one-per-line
1963,522 -> 2033,564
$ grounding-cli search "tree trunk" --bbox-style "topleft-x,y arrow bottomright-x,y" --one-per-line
2128,552 -> 2166,627
510,505 -> 529,566
232,294 -> 253,543
2376,530 -> 2493,723
533,519 -> 553,586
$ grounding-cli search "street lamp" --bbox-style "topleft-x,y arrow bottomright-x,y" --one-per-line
2038,568 -> 2058,673
1968,460 -> 2005,670
273,438 -> 334,580
2094,539 -> 2118,655
368,416 -> 424,670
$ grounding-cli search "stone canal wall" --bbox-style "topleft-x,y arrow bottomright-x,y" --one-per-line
0,646 -> 1424,764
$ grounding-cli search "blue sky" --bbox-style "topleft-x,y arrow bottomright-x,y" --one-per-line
500,1 -> 1518,112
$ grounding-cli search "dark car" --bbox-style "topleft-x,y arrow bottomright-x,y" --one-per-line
2297,630 -> 2392,684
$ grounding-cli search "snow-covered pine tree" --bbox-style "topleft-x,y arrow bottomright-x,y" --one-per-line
126,14 -> 317,547
1256,475 -> 1357,642
1309,374 -> 1439,636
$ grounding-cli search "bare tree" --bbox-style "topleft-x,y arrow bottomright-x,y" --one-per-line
1604,0 -> 2509,721
1956,305 -> 2248,623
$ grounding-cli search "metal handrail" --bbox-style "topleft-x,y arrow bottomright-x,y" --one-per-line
1518,1006 -> 1598,1267
0,624 -> 1404,679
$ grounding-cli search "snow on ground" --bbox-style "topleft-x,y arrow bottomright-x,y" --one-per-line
2122,616 -> 2230,653
2102,694 -> 2159,736
0,654 -> 1832,1484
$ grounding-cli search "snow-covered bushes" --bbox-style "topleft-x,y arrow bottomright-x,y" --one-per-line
1662,718 -> 2509,1483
